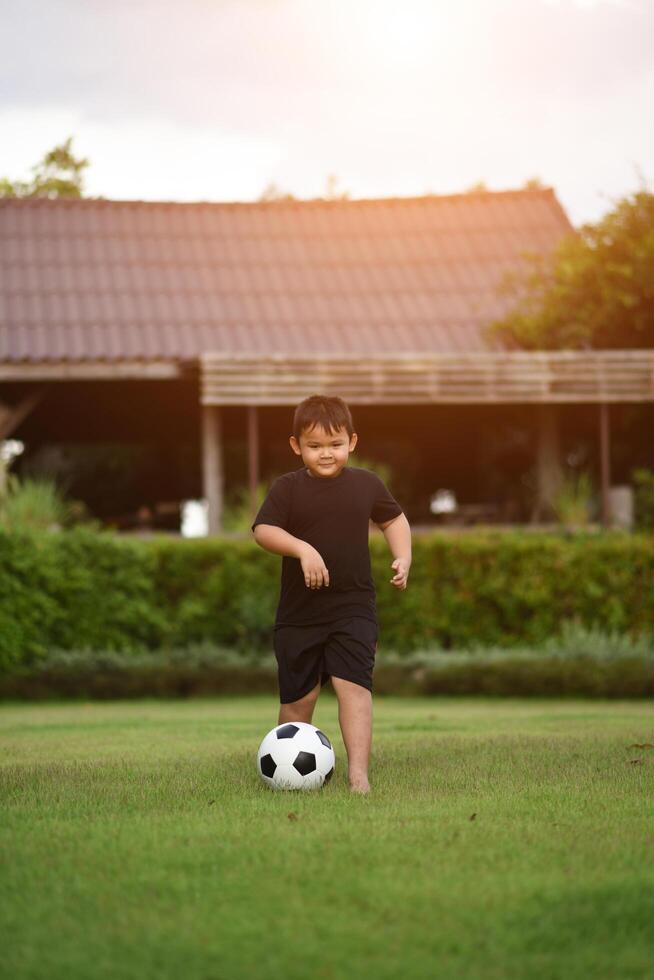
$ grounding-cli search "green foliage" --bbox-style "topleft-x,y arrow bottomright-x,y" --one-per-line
0,645 -> 275,699
0,527 -> 168,670
550,471 -> 595,527
388,652 -> 654,698
1,528 -> 654,673
2,623 -> 653,698
0,136 -> 89,199
523,177 -> 547,191
151,536 -> 278,649
381,620 -> 654,665
258,182 -> 297,201
369,530 -> 654,651
489,189 -> 654,349
0,473 -> 85,531
542,618 -> 654,660
222,481 -> 268,533
377,621 -> 654,697
633,468 -> 654,530
465,181 -> 490,194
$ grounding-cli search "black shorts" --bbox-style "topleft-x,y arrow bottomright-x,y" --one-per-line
273,616 -> 379,704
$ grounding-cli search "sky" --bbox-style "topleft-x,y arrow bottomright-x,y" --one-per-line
1,0 -> 653,226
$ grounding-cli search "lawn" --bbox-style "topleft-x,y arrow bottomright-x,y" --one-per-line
1,696 -> 653,980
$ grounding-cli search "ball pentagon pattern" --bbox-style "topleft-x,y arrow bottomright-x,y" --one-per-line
257,722 -> 336,791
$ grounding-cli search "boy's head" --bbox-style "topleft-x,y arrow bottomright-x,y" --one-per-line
289,394 -> 358,479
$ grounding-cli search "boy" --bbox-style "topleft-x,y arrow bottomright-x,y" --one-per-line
251,394 -> 412,793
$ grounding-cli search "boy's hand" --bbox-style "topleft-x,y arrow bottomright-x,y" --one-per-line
390,558 -> 410,590
298,543 -> 330,589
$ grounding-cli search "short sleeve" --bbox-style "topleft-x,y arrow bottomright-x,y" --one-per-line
370,474 -> 403,525
251,477 -> 292,533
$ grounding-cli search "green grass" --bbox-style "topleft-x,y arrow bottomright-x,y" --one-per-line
1,696 -> 654,980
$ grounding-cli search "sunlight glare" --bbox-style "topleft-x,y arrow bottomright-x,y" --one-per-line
357,0 -> 442,69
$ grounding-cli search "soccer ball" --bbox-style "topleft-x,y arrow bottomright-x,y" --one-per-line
257,722 -> 336,791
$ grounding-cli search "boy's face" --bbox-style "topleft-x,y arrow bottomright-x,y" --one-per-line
289,424 -> 358,479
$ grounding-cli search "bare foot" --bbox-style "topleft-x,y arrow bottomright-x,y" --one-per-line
349,775 -> 371,794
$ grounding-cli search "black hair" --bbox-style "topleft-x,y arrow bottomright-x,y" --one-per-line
292,394 -> 354,441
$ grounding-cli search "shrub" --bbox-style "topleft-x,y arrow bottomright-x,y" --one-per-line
0,527 -> 167,669
2,625 -> 652,699
1,527 -> 654,670
633,469 -> 654,531
550,472 -> 595,527
372,530 -> 654,651
222,481 -> 268,533
0,472 -> 91,532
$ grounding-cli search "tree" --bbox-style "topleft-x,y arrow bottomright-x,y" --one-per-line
489,189 -> 654,349
464,180 -> 489,194
323,174 -> 349,200
0,136 -> 89,199
258,182 -> 296,202
258,174 -> 352,203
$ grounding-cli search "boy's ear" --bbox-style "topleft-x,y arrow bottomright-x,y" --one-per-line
289,435 -> 302,456
349,432 -> 358,452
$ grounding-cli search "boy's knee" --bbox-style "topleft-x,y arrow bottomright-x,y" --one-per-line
298,681 -> 321,706
331,676 -> 372,701
278,681 -> 321,722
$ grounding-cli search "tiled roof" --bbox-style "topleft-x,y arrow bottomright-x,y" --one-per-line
0,189 -> 573,363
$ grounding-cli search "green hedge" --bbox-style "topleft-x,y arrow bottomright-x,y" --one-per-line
2,527 -> 654,670
2,640 -> 653,699
388,530 -> 654,650
634,468 -> 654,530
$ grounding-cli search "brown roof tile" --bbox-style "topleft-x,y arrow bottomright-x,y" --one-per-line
0,189 -> 573,363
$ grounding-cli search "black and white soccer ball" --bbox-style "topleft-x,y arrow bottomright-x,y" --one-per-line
257,722 -> 336,791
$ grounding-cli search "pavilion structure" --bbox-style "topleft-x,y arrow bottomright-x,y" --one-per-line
199,350 -> 654,530
1,190 -> 652,532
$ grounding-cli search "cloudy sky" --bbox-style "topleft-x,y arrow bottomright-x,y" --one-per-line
1,0 -> 653,225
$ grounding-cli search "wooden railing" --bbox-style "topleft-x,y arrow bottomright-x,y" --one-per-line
200,350 -> 654,404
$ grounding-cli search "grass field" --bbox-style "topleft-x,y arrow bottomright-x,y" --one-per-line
2,695 -> 654,980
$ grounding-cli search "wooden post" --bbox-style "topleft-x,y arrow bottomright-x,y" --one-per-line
202,405 -> 224,535
247,405 -> 260,523
534,404 -> 562,521
599,402 -> 611,527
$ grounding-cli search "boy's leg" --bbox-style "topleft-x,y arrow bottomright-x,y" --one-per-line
331,676 -> 372,794
278,680 -> 321,725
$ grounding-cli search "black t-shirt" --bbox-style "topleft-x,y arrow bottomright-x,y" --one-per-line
252,465 -> 403,628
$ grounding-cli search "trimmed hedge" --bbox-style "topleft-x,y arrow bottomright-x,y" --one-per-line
378,529 -> 654,651
1,527 -> 654,670
2,642 -> 653,699
0,528 -> 168,670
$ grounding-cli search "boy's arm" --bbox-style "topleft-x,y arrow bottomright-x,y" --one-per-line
252,524 -> 330,589
376,513 -> 412,591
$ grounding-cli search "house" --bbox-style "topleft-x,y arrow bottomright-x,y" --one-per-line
2,189 -> 651,530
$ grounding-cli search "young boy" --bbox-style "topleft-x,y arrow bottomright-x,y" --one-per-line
251,394 -> 412,793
